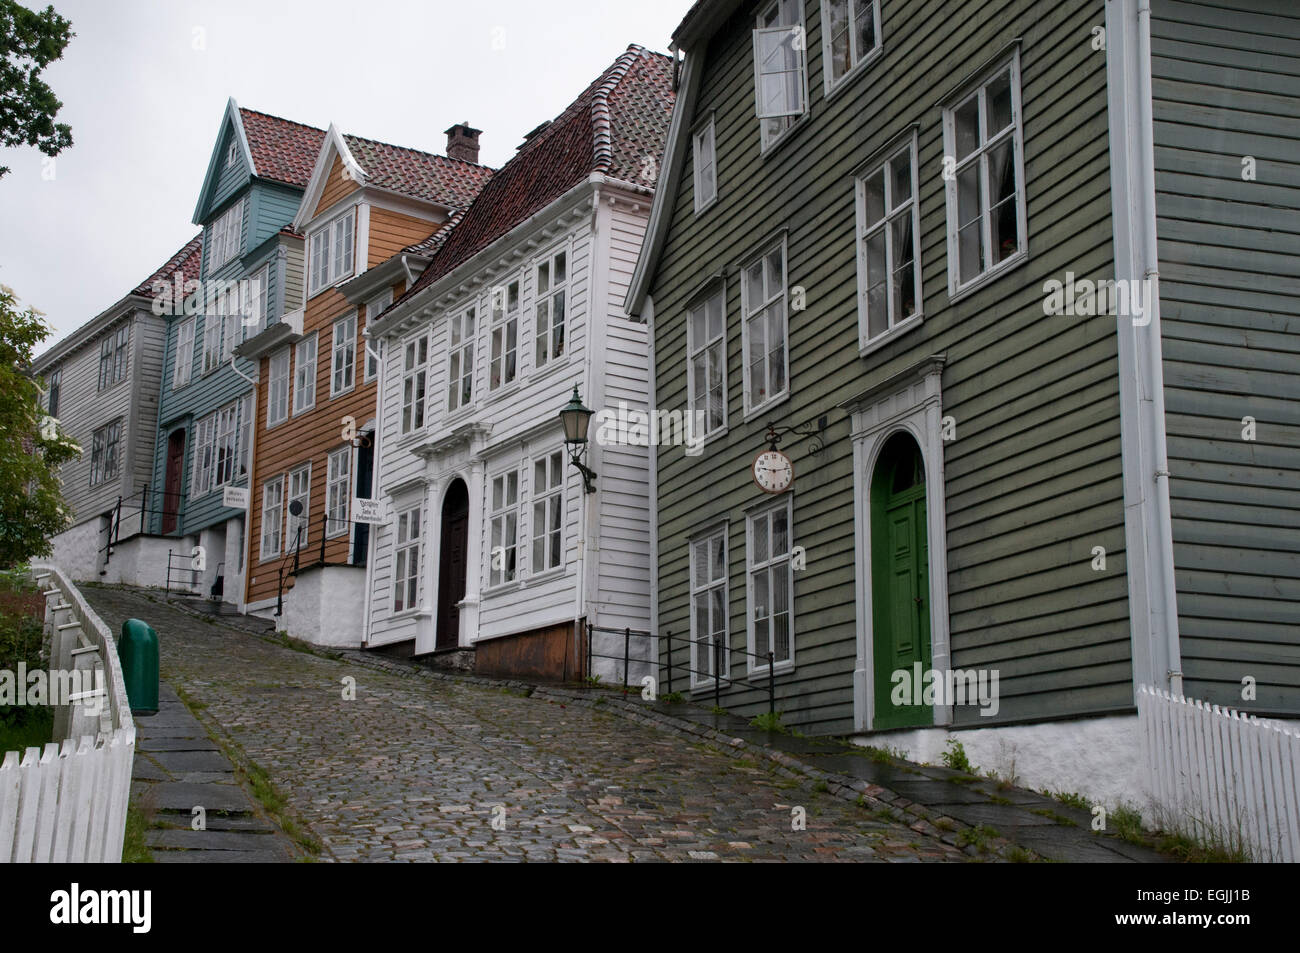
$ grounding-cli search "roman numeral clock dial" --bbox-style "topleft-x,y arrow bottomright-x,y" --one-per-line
752,449 -> 793,494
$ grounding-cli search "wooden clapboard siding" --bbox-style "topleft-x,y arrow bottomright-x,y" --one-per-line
1151,0 -> 1300,714
314,154 -> 360,219
368,208 -> 443,268
245,271 -> 409,606
649,0 -> 1127,734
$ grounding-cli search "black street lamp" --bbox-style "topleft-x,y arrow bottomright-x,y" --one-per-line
559,386 -> 597,494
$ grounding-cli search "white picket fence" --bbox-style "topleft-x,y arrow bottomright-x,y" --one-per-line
1137,685 -> 1300,862
0,564 -> 136,862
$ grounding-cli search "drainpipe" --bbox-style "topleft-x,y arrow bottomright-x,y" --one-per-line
1135,0 -> 1183,696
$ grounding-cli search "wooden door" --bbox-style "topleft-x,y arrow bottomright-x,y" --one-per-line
871,433 -> 932,730
351,436 -> 374,565
436,480 -> 469,650
162,429 -> 185,534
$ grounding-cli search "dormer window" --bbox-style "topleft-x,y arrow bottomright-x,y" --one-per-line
308,207 -> 357,296
209,198 -> 244,270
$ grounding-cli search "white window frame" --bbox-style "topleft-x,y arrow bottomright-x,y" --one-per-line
174,317 -> 196,388
227,142 -> 238,168
746,496 -> 795,675
693,114 -> 718,213
753,0 -> 809,152
267,347 -> 290,427
88,420 -> 122,487
331,311 -> 357,397
364,289 -> 392,383
686,282 -> 728,440
855,131 -> 923,353
326,446 -> 351,539
488,468 -> 520,588
447,304 -> 476,413
689,525 -> 729,689
242,264 -> 269,335
739,234 -> 790,417
238,393 -> 253,480
287,464 -> 311,552
941,48 -> 1028,299
209,199 -> 244,271
488,277 -> 520,392
530,450 -> 565,575
191,411 -> 216,497
533,246 -> 569,371
190,397 -> 250,497
293,332 -> 317,415
820,0 -> 883,95
99,325 -> 128,391
308,206 -> 357,297
400,333 -> 428,435
212,402 -> 239,488
260,476 -> 284,561
393,505 -> 422,613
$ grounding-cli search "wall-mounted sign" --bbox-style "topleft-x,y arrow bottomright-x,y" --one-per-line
353,498 -> 388,525
222,486 -> 250,509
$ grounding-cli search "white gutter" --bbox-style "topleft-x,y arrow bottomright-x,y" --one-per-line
1135,0 -> 1183,695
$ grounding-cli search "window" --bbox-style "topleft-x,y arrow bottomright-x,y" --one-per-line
447,306 -> 476,412
46,368 -> 61,417
748,499 -> 794,671
822,0 -> 881,90
267,347 -> 290,426
753,0 -> 808,150
326,447 -> 351,538
393,506 -> 421,612
99,325 -> 128,390
174,318 -> 196,388
191,413 -> 215,497
201,314 -> 220,375
88,421 -> 121,487
308,207 -> 356,296
489,279 -> 519,391
857,135 -> 922,346
693,117 -> 718,212
238,393 -> 253,479
227,141 -> 238,168
293,333 -> 317,414
261,476 -> 284,560
213,402 -> 239,488
942,51 -> 1026,293
489,469 -> 519,587
331,312 -> 356,396
364,290 -> 392,383
690,528 -> 729,686
209,199 -> 243,270
531,451 -> 565,573
190,398 -> 252,496
740,237 -> 789,413
242,265 -> 268,335
400,334 -> 428,434
534,250 -> 567,369
287,464 -> 311,550
687,286 -> 727,438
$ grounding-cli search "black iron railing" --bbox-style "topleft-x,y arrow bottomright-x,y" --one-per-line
586,624 -> 776,717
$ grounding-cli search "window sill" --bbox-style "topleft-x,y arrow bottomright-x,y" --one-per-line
747,660 -> 794,679
858,312 -> 923,359
527,352 -> 574,385
486,381 -> 522,405
823,45 -> 883,103
526,565 -> 566,585
329,383 -> 355,401
742,390 -> 790,425
947,250 -> 1028,305
760,111 -> 811,159
693,193 -> 719,217
291,402 -> 316,418
482,579 -> 524,598
388,607 -> 431,622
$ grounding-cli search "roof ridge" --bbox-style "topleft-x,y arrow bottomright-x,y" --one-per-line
343,131 -> 495,172
237,106 -> 325,135
590,45 -> 649,173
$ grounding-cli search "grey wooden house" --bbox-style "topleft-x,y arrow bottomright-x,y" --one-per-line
626,0 -> 1298,799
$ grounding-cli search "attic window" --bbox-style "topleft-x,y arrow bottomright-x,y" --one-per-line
227,142 -> 238,168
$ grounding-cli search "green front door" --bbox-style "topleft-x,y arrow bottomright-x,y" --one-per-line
871,433 -> 932,730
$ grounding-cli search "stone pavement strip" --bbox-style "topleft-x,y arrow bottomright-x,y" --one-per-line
85,584 -> 1161,863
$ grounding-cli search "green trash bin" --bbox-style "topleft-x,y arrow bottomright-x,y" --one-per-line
119,619 -> 159,715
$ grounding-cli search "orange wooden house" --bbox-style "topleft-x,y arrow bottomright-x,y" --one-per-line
235,123 -> 492,638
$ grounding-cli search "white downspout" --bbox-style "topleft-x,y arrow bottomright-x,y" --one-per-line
1135,0 -> 1183,696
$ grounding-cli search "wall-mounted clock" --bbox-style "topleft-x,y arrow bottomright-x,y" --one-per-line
752,449 -> 793,494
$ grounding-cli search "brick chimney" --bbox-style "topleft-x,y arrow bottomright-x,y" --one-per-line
445,123 -> 482,164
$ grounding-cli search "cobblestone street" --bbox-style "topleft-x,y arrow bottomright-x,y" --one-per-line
83,585 -> 966,863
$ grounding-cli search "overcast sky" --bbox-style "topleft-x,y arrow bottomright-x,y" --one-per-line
1,0 -> 682,356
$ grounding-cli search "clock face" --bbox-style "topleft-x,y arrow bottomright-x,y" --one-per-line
753,450 -> 793,494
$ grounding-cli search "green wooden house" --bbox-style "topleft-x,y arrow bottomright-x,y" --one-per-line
626,0 -> 1299,800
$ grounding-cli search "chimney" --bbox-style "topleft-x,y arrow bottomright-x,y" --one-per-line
445,123 -> 482,164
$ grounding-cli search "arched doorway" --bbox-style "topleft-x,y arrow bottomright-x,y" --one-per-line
436,479 -> 469,650
870,431 -> 931,729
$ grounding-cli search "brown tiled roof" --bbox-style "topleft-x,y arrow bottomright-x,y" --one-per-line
131,234 -> 203,299
239,108 -> 326,188
343,134 -> 494,209
398,45 -> 673,303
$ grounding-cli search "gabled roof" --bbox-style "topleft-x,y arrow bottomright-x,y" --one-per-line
32,234 -> 203,372
294,124 -> 494,231
396,44 -> 674,305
